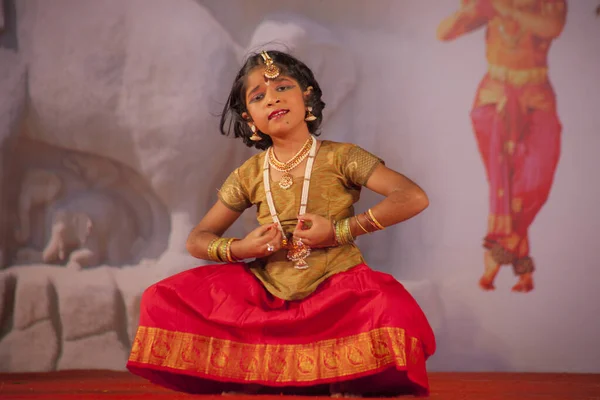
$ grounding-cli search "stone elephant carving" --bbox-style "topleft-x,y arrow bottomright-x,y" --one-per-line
15,169 -> 63,244
42,191 -> 142,269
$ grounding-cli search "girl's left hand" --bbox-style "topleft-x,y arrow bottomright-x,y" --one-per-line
292,213 -> 336,248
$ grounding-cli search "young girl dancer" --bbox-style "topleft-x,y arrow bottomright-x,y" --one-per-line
127,50 -> 436,397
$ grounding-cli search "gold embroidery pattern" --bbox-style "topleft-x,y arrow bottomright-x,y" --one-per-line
345,145 -> 384,186
129,326 -> 419,383
218,169 -> 251,212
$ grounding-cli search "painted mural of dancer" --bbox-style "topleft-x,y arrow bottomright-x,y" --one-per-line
437,0 -> 567,292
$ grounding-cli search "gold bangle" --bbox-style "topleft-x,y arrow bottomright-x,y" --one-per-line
335,218 -> 354,245
206,240 -> 213,261
344,218 -> 354,243
366,209 -> 385,230
335,220 -> 347,245
354,215 -> 370,234
331,222 -> 339,246
207,238 -> 220,262
362,212 -> 379,231
334,221 -> 342,245
217,239 -> 229,262
340,219 -> 349,245
226,238 -> 238,263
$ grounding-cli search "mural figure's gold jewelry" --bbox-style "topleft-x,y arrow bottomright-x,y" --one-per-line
260,51 -> 280,80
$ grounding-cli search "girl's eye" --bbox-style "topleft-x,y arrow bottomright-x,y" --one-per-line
249,85 -> 294,103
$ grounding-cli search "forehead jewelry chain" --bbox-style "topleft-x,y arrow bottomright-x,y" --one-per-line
260,51 -> 280,80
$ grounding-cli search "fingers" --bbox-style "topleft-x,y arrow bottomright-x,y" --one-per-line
257,223 -> 277,236
261,225 -> 280,243
290,228 -> 313,247
293,226 -> 309,240
294,214 -> 313,234
292,215 -> 334,248
296,213 -> 319,229
293,214 -> 318,237
297,213 -> 316,222
254,224 -> 280,243
270,229 -> 283,245
245,223 -> 285,257
259,228 -> 283,255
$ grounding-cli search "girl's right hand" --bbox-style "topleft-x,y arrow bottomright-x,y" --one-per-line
230,223 -> 283,260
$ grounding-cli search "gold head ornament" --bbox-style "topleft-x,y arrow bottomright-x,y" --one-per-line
260,51 -> 280,80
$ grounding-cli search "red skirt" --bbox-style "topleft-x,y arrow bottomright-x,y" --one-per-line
126,263 -> 436,396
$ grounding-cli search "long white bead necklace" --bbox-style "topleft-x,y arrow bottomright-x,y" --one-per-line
263,135 -> 317,269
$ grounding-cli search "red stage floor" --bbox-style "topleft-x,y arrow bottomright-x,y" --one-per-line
0,370 -> 599,399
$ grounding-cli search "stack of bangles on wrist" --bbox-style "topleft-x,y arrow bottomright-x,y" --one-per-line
207,237 -> 240,262
333,208 -> 385,245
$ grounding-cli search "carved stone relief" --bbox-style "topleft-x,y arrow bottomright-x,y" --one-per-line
4,136 -> 170,269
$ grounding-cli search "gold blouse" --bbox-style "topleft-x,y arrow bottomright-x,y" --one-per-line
218,140 -> 384,300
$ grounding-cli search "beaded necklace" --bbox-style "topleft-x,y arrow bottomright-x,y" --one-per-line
262,135 -> 317,269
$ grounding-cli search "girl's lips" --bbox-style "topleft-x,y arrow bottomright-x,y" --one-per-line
268,109 -> 289,120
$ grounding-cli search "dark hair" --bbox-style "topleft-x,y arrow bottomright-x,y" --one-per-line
219,50 -> 326,150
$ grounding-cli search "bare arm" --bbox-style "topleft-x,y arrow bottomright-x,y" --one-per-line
437,1 -> 491,41
349,164 -> 429,238
186,200 -> 283,261
293,164 -> 429,247
185,200 -> 242,259
504,1 -> 567,39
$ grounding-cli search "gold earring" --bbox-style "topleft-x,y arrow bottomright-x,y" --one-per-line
249,124 -> 262,141
305,106 -> 317,122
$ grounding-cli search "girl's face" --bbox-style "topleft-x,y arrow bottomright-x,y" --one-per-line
243,67 -> 309,139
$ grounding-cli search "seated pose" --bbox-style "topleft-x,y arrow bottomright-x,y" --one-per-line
127,50 -> 436,397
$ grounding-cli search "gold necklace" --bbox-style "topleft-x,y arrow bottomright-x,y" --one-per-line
263,136 -> 317,269
268,136 -> 314,189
